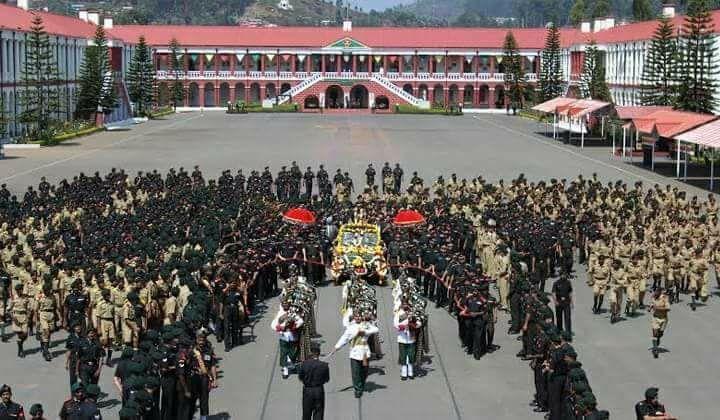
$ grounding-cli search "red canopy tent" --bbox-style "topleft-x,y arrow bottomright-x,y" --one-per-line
282,207 -> 317,225
393,209 -> 426,227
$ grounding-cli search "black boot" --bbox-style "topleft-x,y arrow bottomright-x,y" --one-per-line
43,342 -> 52,362
17,341 -> 24,358
106,350 -> 113,366
597,295 -> 604,312
592,296 -> 598,314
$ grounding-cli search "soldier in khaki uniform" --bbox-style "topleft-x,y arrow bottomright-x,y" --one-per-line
588,255 -> 610,314
494,247 -> 511,309
10,284 -> 30,358
625,253 -> 646,316
609,259 -> 627,324
666,246 -> 683,304
163,287 -> 178,325
121,292 -> 141,349
23,277 -> 41,337
649,238 -> 667,291
36,285 -> 58,361
688,247 -> 710,310
649,287 -> 670,358
111,280 -> 128,346
95,289 -> 115,366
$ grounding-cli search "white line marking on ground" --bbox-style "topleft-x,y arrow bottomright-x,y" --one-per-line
471,115 -> 660,184
1,114 -> 201,183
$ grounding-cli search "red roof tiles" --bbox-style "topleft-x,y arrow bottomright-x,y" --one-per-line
107,25 -> 582,50
0,4 -> 98,39
675,119 -> 720,148
590,10 -> 720,45
615,106 -> 673,120
631,110 -> 717,138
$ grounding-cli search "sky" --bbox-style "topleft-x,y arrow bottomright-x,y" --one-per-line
352,0 -> 415,11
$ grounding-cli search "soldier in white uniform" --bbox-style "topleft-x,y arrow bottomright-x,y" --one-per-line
394,303 -> 422,381
270,301 -> 305,379
331,312 -> 379,398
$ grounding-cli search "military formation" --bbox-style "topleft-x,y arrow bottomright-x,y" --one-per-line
0,163 -> 711,418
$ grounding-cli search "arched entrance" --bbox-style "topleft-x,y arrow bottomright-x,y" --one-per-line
418,84 -> 428,100
463,85 -> 474,106
157,82 -> 170,106
375,95 -> 389,110
349,85 -> 369,109
204,83 -> 215,107
219,83 -> 230,105
249,83 -> 261,103
325,85 -> 343,109
304,95 -> 319,109
188,83 -> 200,107
494,85 -> 505,108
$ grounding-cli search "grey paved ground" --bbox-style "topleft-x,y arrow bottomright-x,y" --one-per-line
0,113 -> 715,419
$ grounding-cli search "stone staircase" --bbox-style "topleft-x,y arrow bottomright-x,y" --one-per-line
370,74 -> 429,109
276,73 -> 323,105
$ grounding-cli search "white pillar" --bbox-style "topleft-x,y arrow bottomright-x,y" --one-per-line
623,126 -> 627,158
676,141 -> 681,178
612,126 -> 616,159
553,114 -> 557,139
581,119 -> 585,149
711,156 -> 715,191
651,142 -> 655,171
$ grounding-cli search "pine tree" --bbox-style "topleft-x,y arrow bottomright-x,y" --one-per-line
19,15 -> 63,139
640,17 -> 679,106
335,0 -> 343,24
591,0 -> 611,18
569,0 -> 587,26
676,0 -> 718,114
632,0 -> 654,21
76,25 -> 117,120
539,23 -> 564,101
503,31 -> 526,108
127,36 -> 157,116
580,41 -> 612,101
168,38 -> 185,109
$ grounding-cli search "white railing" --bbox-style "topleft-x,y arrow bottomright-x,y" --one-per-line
277,73 -> 323,105
155,70 -> 539,84
370,74 -> 420,106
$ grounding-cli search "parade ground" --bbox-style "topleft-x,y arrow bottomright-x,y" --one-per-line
0,112 -> 716,419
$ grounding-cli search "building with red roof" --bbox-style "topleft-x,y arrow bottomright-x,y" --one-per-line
1,1 -> 720,137
0,4 -> 135,137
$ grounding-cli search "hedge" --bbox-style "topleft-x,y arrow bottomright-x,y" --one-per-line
394,104 -> 463,116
